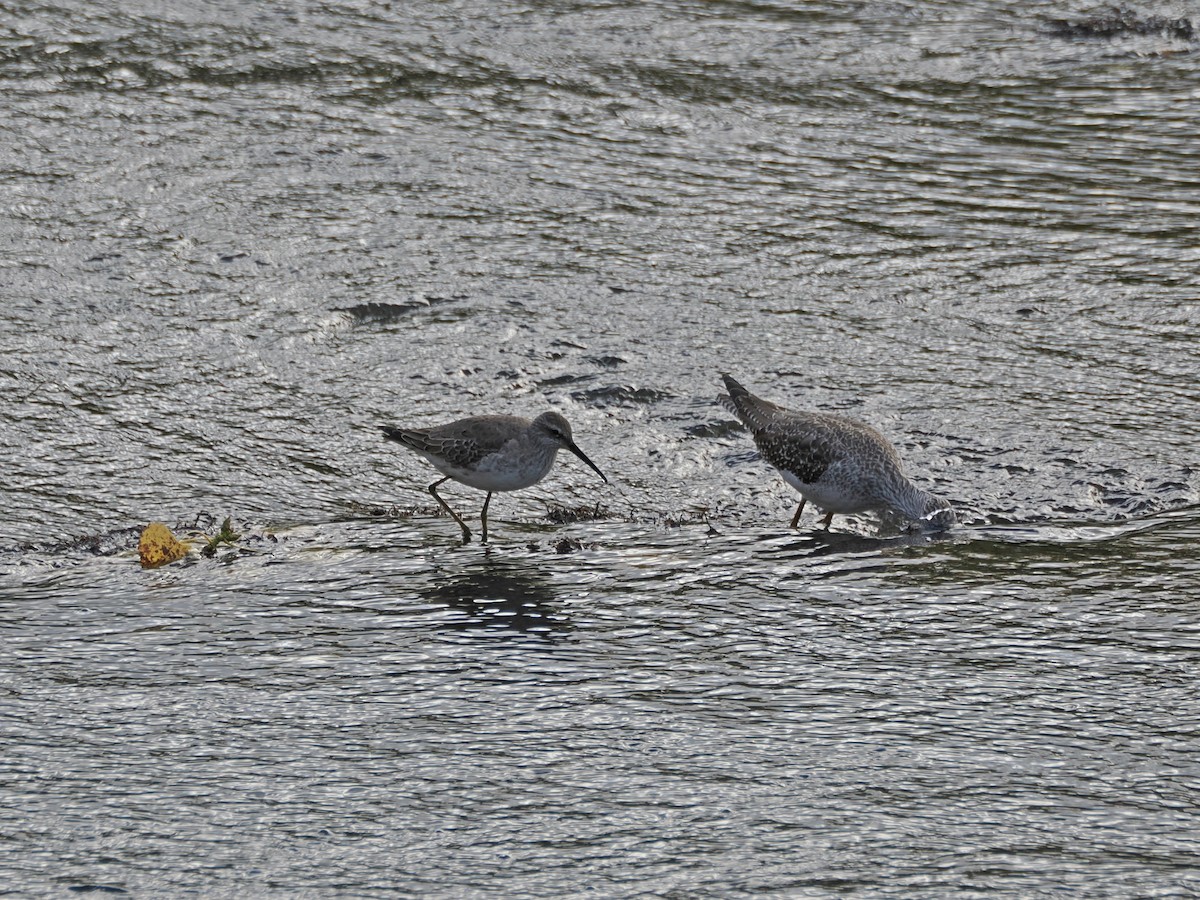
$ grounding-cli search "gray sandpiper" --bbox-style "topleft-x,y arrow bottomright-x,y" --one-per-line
381,411 -> 607,542
720,373 -> 955,531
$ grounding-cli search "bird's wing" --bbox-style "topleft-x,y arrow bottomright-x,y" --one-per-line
381,416 -> 525,470
753,417 -> 848,485
756,413 -> 901,486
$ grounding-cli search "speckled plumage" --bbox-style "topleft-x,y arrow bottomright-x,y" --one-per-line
381,410 -> 606,542
720,374 -> 955,531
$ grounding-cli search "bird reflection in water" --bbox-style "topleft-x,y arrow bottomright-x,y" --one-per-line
421,560 -> 566,639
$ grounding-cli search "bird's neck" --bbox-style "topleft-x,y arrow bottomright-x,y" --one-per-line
519,439 -> 560,477
887,478 -> 939,522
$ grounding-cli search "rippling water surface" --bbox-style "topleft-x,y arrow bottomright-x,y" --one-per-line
3,0 -> 1199,895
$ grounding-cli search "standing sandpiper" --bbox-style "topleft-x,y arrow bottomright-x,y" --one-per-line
720,374 -> 955,531
381,411 -> 607,542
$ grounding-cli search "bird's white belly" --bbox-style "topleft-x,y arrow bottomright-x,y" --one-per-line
780,468 -> 874,514
423,448 -> 555,492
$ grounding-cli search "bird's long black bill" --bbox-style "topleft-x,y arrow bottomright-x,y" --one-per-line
566,441 -> 608,483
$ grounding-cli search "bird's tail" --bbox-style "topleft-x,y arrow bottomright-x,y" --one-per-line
719,373 -> 781,432
381,425 -> 417,448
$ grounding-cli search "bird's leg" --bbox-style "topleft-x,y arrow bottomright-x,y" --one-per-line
790,499 -> 806,529
480,492 -> 492,543
821,510 -> 833,530
429,477 -> 471,542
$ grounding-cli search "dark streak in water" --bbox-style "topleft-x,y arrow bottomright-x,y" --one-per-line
1045,8 -> 1195,42
571,384 -> 674,407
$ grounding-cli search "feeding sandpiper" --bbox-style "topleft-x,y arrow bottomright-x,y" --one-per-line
720,374 -> 955,531
381,411 -> 607,542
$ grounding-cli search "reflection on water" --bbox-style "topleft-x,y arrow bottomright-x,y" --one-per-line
419,557 -> 567,638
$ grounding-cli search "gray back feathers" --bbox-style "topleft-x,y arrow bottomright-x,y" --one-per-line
721,373 -> 902,485
381,415 -> 534,470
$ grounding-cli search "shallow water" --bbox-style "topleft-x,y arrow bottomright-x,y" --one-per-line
3,0 -> 1200,895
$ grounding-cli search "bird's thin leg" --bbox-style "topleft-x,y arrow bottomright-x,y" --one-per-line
789,499 -> 806,529
480,492 -> 492,543
429,477 -> 471,542
821,511 -> 834,530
